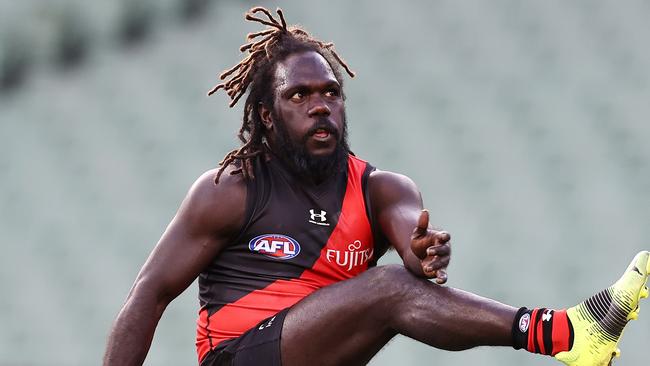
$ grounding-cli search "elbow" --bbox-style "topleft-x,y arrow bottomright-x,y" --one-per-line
125,276 -> 174,314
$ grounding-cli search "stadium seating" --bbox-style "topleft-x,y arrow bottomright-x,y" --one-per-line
1,1 -> 648,365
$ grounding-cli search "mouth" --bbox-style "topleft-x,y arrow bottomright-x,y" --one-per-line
307,119 -> 338,143
312,128 -> 331,141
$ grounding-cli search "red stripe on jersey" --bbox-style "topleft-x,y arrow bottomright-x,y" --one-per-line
196,308 -> 211,360
196,156 -> 374,362
551,309 -> 570,355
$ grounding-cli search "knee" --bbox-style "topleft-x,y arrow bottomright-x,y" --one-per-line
366,264 -> 410,281
364,264 -> 425,299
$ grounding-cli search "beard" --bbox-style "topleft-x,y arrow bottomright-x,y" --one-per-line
270,110 -> 350,184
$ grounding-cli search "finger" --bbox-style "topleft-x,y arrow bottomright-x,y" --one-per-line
423,265 -> 435,275
422,256 -> 436,273
423,255 -> 449,272
435,231 -> 451,244
435,269 -> 448,284
426,243 -> 450,257
411,209 -> 429,239
426,256 -> 449,271
422,262 -> 438,277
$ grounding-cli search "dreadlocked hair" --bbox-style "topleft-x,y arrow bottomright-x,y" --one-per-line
208,6 -> 355,184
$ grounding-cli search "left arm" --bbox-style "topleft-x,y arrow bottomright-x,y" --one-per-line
368,170 -> 451,283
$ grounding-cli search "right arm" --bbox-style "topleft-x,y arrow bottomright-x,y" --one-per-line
103,169 -> 247,366
368,170 -> 451,282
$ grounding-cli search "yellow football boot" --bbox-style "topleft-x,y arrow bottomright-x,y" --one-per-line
555,251 -> 649,366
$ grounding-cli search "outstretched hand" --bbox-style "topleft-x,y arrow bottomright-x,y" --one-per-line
410,210 -> 451,284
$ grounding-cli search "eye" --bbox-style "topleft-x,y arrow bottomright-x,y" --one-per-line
289,91 -> 305,102
324,89 -> 340,98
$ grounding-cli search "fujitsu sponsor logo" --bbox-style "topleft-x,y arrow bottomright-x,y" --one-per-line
326,240 -> 373,271
248,234 -> 301,260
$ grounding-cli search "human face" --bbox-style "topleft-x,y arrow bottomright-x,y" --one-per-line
271,104 -> 349,184
267,51 -> 346,157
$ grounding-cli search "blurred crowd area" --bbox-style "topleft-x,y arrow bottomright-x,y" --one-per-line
1,1 -> 649,365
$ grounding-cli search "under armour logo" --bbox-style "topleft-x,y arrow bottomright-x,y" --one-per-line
309,209 -> 329,226
542,309 -> 553,322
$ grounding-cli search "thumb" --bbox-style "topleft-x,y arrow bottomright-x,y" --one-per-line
412,209 -> 429,239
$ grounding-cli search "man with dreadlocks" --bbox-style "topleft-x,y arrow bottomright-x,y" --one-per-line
104,7 -> 649,366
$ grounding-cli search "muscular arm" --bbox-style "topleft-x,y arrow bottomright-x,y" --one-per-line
103,169 -> 247,366
368,170 -> 450,281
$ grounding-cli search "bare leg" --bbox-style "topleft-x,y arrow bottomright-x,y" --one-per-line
281,265 -> 517,366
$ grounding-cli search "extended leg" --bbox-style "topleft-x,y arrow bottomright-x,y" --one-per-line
281,264 -> 517,366
281,251 -> 650,366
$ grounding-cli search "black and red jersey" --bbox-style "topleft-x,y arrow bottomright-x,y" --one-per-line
195,154 -> 386,362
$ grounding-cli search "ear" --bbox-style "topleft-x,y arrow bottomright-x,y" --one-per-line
259,103 -> 273,130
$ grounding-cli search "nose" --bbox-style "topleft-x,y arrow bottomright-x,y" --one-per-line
307,95 -> 331,117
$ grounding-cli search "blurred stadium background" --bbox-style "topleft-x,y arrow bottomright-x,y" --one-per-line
1,0 -> 649,365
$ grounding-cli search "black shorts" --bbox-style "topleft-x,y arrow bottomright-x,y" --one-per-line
200,308 -> 289,366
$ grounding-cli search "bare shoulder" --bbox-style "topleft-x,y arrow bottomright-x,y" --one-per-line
368,169 -> 421,205
179,164 -> 248,237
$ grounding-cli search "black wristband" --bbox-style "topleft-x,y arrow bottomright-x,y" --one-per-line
512,307 -> 531,350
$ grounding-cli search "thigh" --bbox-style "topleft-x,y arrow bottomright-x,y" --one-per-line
281,265 -> 412,366
281,264 -> 517,365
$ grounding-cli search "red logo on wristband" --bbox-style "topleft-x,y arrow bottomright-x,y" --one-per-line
519,313 -> 531,332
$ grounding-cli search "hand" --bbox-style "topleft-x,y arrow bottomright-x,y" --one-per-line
410,209 -> 451,284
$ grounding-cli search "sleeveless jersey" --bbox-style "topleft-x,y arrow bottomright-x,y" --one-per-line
195,155 -> 383,362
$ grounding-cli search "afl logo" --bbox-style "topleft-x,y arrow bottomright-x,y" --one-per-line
249,234 -> 301,260
518,313 -> 531,333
